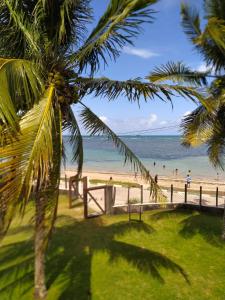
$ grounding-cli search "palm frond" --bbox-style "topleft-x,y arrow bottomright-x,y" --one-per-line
62,106 -> 83,176
204,0 -> 225,20
34,0 -> 91,50
181,103 -> 215,147
0,86 -> 55,235
70,0 -> 158,73
181,3 -> 201,42
3,0 -> 39,54
41,105 -> 62,241
76,76 -> 203,104
148,61 -> 209,85
207,105 -> 225,168
79,102 -> 164,201
181,4 -> 225,72
202,17 -> 225,52
0,58 -> 43,133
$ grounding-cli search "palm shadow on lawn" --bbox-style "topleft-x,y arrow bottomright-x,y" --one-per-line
150,209 -> 225,248
0,215 -> 189,300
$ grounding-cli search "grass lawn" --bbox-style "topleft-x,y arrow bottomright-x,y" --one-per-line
89,178 -> 141,188
0,196 -> 224,300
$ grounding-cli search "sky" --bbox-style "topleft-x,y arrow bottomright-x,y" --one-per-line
73,0 -> 206,135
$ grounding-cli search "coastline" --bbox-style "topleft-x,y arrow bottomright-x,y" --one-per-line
62,168 -> 225,193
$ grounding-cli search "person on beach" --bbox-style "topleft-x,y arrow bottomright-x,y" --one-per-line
175,168 -> 178,176
153,161 -> 156,167
163,165 -> 165,169
154,174 -> 158,183
186,174 -> 191,187
134,172 -> 137,180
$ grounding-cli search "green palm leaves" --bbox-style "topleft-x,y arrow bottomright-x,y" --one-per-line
0,58 -> 43,137
148,1 -> 225,170
71,0 -> 157,73
0,86 -> 56,234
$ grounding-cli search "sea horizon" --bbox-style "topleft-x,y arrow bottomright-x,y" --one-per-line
62,135 -> 224,181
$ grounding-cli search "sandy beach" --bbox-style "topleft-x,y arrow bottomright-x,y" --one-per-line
62,169 -> 225,193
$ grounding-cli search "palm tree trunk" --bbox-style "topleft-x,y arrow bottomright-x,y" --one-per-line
34,195 -> 47,300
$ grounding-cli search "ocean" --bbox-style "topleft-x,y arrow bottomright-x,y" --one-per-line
63,135 -> 224,180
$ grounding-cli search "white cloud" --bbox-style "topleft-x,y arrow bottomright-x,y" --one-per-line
139,114 -> 158,126
99,116 -> 108,123
123,46 -> 159,59
197,63 -> 211,73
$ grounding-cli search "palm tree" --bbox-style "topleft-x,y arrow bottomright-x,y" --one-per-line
148,0 -> 225,239
0,1 -> 200,298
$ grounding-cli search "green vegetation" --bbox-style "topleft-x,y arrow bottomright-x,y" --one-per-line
1,1 -> 199,295
148,0 -> 225,239
89,178 -> 141,188
0,195 -> 224,300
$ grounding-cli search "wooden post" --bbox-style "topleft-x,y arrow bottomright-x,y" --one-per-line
113,187 -> 116,205
83,176 -> 88,219
200,186 -> 202,207
65,174 -> 67,189
139,185 -> 143,221
216,187 -> 218,207
128,187 -> 131,221
75,180 -> 79,199
184,184 -> 187,203
105,185 -> 113,215
170,184 -> 173,203
68,179 -> 72,209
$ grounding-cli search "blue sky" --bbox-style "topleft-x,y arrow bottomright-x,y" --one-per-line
74,0 -> 206,135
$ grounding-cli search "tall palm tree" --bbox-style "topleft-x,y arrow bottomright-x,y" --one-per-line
0,1 -> 200,298
148,0 -> 225,239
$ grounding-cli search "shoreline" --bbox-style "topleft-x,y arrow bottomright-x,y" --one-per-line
62,168 -> 225,192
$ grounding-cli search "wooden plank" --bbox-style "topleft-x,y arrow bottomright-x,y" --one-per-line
87,185 -> 107,191
87,191 -> 105,213
114,202 -> 184,207
83,176 -> 88,219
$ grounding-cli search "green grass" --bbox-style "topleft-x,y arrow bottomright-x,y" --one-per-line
89,178 -> 141,188
0,196 -> 224,300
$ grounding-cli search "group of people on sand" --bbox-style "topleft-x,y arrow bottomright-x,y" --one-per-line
152,161 -> 192,187
132,162 -> 193,187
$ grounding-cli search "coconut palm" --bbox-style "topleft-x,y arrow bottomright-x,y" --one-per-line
0,1 -> 200,298
148,0 -> 225,239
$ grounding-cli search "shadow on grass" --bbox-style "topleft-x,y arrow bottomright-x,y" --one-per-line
0,215 -> 189,299
179,213 -> 224,247
150,208 -> 224,248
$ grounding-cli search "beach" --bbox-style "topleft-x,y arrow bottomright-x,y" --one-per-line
61,169 -> 225,209
61,135 -> 225,208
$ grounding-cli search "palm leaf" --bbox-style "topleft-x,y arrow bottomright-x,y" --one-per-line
76,76 -> 203,104
33,0 -> 91,50
70,0 -> 158,73
204,0 -> 225,20
0,86 -> 55,235
62,106 -> 83,176
181,104 -> 215,147
0,58 -> 43,133
3,0 -> 39,54
79,102 -> 164,201
148,61 -> 209,86
181,3 -> 201,42
41,105 -> 62,241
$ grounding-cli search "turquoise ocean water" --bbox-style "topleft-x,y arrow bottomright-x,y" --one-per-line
63,135 -> 225,180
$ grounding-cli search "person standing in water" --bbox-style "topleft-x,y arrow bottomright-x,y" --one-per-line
186,174 -> 191,188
